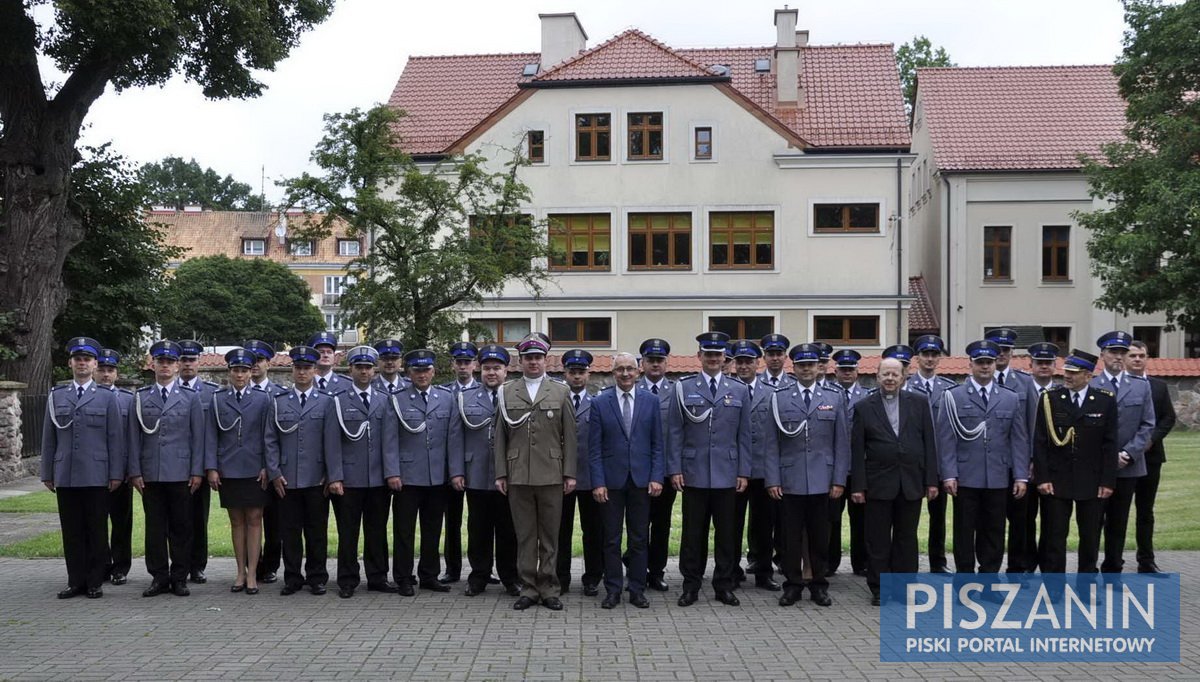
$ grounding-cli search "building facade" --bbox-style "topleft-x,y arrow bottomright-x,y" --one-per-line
386,9 -> 918,354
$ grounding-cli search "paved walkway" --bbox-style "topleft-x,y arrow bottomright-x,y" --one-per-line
0,553 -> 1197,680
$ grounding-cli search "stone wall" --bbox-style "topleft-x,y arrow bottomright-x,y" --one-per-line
0,381 -> 26,483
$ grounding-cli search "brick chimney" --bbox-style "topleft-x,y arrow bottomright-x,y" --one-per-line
539,13 -> 588,71
774,8 -> 799,107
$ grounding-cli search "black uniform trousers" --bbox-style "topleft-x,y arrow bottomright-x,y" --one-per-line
465,489 -> 518,590
57,487 -> 110,590
557,489 -> 604,590
1135,460 -> 1163,569
926,493 -> 948,570
679,487 -> 738,593
736,478 -> 779,579
1100,477 -> 1139,572
602,478 -> 651,596
864,496 -> 922,591
828,495 -> 866,573
279,485 -> 329,588
442,486 -> 464,578
189,484 -> 210,574
392,485 -> 446,586
1039,495 -> 1102,573
1006,490 -> 1040,572
641,479 -> 676,580
781,493 -> 831,590
106,482 -> 133,578
331,486 -> 391,590
257,492 -> 282,579
951,487 -> 1008,573
142,481 -> 194,585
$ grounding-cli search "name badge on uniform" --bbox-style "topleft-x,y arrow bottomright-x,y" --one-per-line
547,410 -> 554,419
724,395 -> 732,405
817,404 -> 834,411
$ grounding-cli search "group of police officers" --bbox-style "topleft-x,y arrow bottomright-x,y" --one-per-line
42,325 -> 1173,609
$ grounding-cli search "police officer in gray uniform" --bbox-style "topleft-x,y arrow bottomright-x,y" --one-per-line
129,340 -> 206,597
438,341 -> 479,584
635,338 -> 675,591
265,345 -> 344,596
460,344 -> 520,596
758,334 -> 797,391
905,335 -> 957,573
766,343 -> 850,607
329,345 -> 401,598
387,348 -> 465,595
245,339 -> 284,584
176,339 -> 217,584
311,331 -> 351,394
732,339 -> 781,591
43,337 -> 125,599
371,339 -> 410,395
670,332 -> 752,607
1090,331 -> 1156,573
1008,341 -> 1061,572
936,340 -> 1029,573
556,349 -> 604,596
95,348 -> 134,586
828,349 -> 869,577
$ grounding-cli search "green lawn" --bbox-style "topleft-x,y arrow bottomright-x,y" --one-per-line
4,431 -> 1198,558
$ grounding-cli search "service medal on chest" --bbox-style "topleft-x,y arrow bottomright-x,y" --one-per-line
547,410 -> 553,419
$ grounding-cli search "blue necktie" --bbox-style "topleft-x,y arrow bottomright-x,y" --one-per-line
803,388 -> 811,410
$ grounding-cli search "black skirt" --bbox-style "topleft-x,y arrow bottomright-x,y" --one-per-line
218,477 -> 271,509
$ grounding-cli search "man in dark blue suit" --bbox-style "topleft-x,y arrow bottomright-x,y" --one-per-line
588,352 -> 663,609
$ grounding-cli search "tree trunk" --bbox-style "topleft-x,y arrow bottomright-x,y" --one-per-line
0,153 -> 82,394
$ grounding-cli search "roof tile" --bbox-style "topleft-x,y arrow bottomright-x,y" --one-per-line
918,65 -> 1126,172
153,209 -> 357,265
907,275 -> 939,333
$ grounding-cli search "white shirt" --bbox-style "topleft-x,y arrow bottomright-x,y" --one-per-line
253,377 -> 272,391
1070,386 -> 1089,406
523,375 -> 544,398
294,386 -> 314,402
618,388 -> 636,408
969,377 -> 993,399
72,379 -> 94,393
1103,370 -> 1124,386
156,379 -> 177,394
316,371 -> 336,387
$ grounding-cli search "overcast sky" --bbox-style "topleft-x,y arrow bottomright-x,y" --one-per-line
65,0 -> 1130,204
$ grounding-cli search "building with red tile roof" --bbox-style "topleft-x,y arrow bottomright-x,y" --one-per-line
908,65 -> 1196,358
386,9 -> 922,357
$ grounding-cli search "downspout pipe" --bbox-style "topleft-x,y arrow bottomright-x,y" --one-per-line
896,157 -> 903,344
943,175 -> 951,351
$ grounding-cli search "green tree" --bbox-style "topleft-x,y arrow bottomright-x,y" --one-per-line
895,36 -> 954,121
159,255 -> 324,348
1077,0 -> 1200,331
0,1 -> 334,392
53,144 -> 183,366
139,156 -> 267,210
283,105 -> 550,351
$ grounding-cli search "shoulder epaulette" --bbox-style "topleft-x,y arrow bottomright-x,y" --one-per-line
326,388 -> 346,397
437,381 -> 456,390
202,380 -> 219,388
430,385 -> 453,395
51,383 -> 69,391
137,386 -> 152,393
178,384 -> 196,392
1096,388 -> 1115,397
728,376 -> 748,385
1127,374 -> 1148,382
1013,369 -> 1031,377
548,376 -> 567,385
677,373 -> 698,382
823,382 -> 845,392
937,376 -> 958,386
117,387 -> 133,395
274,389 -> 291,398
867,387 -> 880,395
996,383 -> 1019,393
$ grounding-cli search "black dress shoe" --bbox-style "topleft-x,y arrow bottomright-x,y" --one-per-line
1138,563 -> 1163,574
677,590 -> 698,607
309,583 -> 325,595
647,575 -> 669,592
86,588 -> 103,599
420,580 -> 450,593
367,582 -> 400,594
245,587 -> 259,595
338,587 -> 353,599
57,586 -> 84,599
437,572 -> 459,584
110,573 -> 127,586
542,596 -> 564,611
715,590 -> 740,606
190,571 -> 207,584
629,592 -> 650,609
853,568 -> 869,577
487,575 -> 500,585
230,583 -> 245,593
398,583 -> 415,597
559,583 -> 571,594
582,583 -> 599,597
601,593 -> 620,609
142,583 -> 170,598
259,572 -> 278,584
871,594 -> 881,606
280,585 -> 301,596
755,577 -> 781,592
778,588 -> 802,606
513,596 -> 537,610
929,565 -> 951,574
824,568 -> 836,578
810,589 -> 832,607
172,582 -> 191,597
503,583 -> 521,597
464,584 -> 485,597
